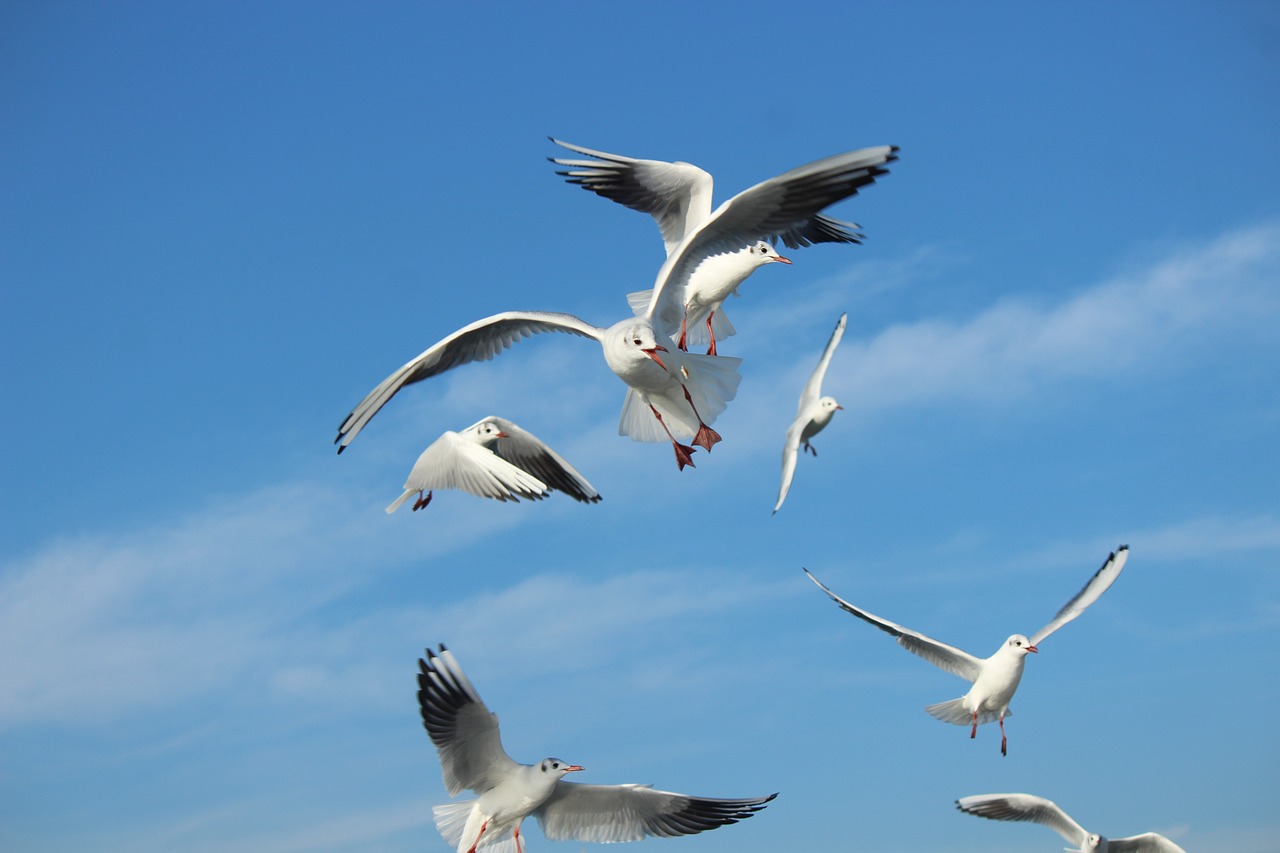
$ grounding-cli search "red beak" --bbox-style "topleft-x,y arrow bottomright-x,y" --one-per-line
495,431 -> 509,438
565,765 -> 585,773
643,346 -> 668,370
1026,645 -> 1039,653
774,255 -> 793,265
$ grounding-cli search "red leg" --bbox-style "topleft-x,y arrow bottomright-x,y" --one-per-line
649,405 -> 696,470
466,820 -> 489,853
680,386 -> 722,451
970,711 -> 978,739
412,490 -> 433,511
705,311 -> 717,356
514,823 -> 523,853
677,316 -> 689,352
999,713 -> 1008,757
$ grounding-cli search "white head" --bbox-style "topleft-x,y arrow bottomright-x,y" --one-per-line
1077,833 -> 1106,852
818,396 -> 843,414
605,320 -> 669,370
1004,634 -> 1038,656
464,420 -> 508,446
747,241 -> 792,267
537,757 -> 584,778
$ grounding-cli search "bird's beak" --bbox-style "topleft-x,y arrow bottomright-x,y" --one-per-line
495,431 -> 509,438
642,346 -> 667,370
835,405 -> 844,410
1026,644 -> 1039,653
773,255 -> 793,265
565,765 -> 585,773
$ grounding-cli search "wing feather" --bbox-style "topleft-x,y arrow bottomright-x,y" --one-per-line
485,416 -> 601,503
804,568 -> 983,682
956,793 -> 1088,846
1030,545 -> 1129,646
535,782 -> 775,843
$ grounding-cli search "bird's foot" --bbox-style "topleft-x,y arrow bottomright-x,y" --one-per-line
672,441 -> 697,470
804,442 -> 817,457
705,338 -> 717,356
693,423 -> 722,451
1001,735 -> 1007,757
412,490 -> 433,511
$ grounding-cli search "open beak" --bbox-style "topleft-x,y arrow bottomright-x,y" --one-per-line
1026,645 -> 1039,654
565,765 -> 585,773
495,431 -> 509,438
643,345 -> 668,370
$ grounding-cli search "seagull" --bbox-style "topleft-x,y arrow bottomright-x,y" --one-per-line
337,143 -> 898,469
956,793 -> 1189,852
385,416 -> 601,513
773,312 -> 847,514
550,138 -> 896,354
804,545 -> 1129,755
418,644 -> 776,853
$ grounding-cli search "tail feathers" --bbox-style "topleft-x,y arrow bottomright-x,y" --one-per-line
618,388 -> 697,443
432,800 -> 475,851
385,489 -> 414,514
625,289 -> 651,317
677,351 -> 743,424
923,697 -> 1005,726
682,303 -> 737,348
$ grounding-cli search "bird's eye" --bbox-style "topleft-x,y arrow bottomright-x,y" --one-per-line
633,338 -> 642,346
551,762 -> 559,769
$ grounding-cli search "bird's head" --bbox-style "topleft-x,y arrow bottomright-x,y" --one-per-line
1080,834 -> 1106,852
748,240 -> 792,267
538,758 -> 584,778
1005,634 -> 1038,656
469,420 -> 509,444
819,396 -> 843,413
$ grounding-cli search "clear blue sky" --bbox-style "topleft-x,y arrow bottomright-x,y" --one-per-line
2,2 -> 1278,851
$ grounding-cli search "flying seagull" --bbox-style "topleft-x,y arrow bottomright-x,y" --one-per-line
385,416 -> 601,512
337,144 -> 897,469
773,312 -> 847,513
804,545 -> 1129,755
956,792 -> 1188,852
417,644 -> 775,853
550,138 -> 896,354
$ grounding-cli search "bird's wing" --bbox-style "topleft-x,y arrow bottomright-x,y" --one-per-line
1029,545 -> 1129,646
549,138 -> 714,255
417,645 -> 520,796
1109,834 -> 1189,853
772,419 -> 805,514
804,568 -> 983,682
485,416 -> 601,503
535,782 -> 775,843
797,312 -> 848,413
335,311 -> 602,452
400,431 -> 549,502
955,793 -> 1089,846
644,146 -> 896,327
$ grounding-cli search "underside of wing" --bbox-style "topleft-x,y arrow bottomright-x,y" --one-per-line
955,793 -> 1088,846
417,645 -> 519,796
804,568 -> 982,682
536,782 -> 775,844
335,311 -> 600,452
1030,545 -> 1129,646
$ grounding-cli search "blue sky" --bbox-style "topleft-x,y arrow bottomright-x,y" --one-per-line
2,2 -> 1278,851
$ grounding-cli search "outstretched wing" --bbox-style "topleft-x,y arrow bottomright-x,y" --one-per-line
386,431 -> 550,512
417,645 -> 519,797
1030,545 -> 1129,646
956,793 -> 1089,846
1110,834 -> 1189,853
549,138 -> 714,255
486,416 -> 602,504
335,311 -> 602,452
644,146 -> 897,328
772,419 -> 805,515
536,782 -> 775,843
804,568 -> 983,682
798,312 -> 848,413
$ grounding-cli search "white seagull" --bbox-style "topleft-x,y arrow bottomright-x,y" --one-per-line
956,793 -> 1189,852
550,138 -> 895,354
418,645 -> 776,853
804,545 -> 1129,755
385,416 -> 601,513
773,312 -> 847,514
336,143 -> 898,470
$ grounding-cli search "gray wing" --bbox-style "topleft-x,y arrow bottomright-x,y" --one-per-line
485,416 -> 602,504
955,793 -> 1089,846
1110,834 -> 1189,853
549,138 -> 714,255
804,568 -> 983,682
798,312 -> 848,412
417,645 -> 520,796
1030,545 -> 1129,646
644,146 -> 897,324
335,311 -> 603,452
535,781 -> 775,843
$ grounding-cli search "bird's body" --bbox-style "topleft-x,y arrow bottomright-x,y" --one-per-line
551,138 -> 895,353
417,645 -> 775,853
386,416 -> 600,513
804,546 -> 1129,755
774,313 -> 847,513
956,793 -> 1189,852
